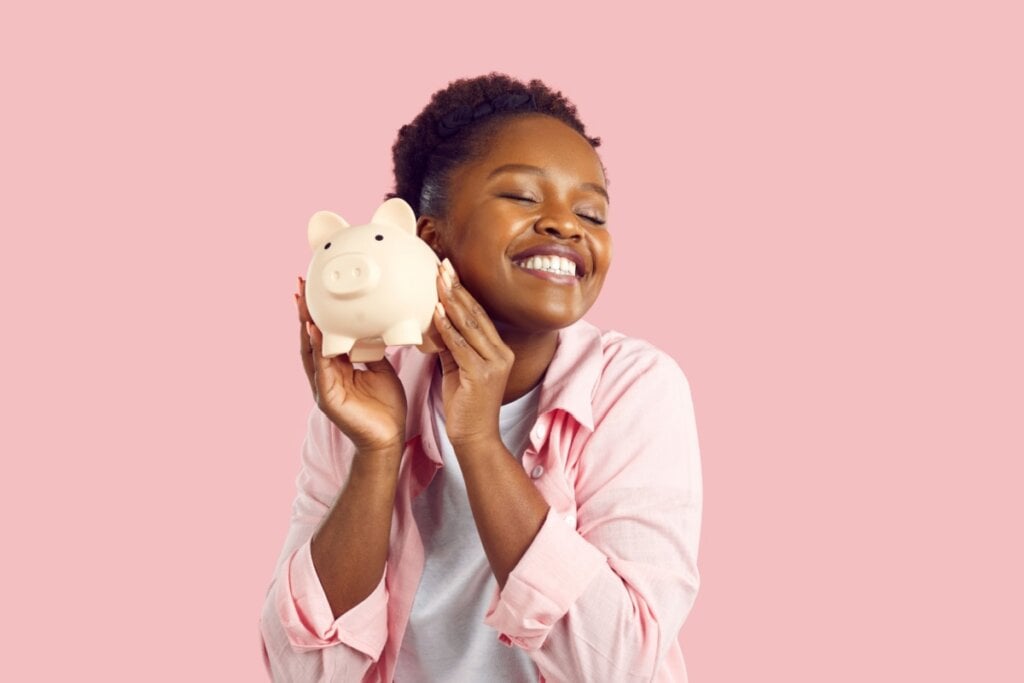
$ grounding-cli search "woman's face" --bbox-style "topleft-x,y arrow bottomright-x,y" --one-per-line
420,114 -> 612,334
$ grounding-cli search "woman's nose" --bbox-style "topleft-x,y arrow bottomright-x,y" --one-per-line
535,207 -> 583,240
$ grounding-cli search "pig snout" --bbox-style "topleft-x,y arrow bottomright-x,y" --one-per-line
321,253 -> 381,297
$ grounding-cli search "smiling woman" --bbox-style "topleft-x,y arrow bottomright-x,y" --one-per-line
417,114 -> 612,344
260,73 -> 703,683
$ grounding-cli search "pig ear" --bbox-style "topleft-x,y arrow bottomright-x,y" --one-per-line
370,198 -> 417,234
308,211 -> 349,249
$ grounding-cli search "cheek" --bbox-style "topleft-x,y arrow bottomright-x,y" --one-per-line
451,243 -> 505,298
452,224 -> 513,267
458,239 -> 502,275
593,234 -> 613,272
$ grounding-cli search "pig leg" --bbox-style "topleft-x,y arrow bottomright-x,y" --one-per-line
382,319 -> 423,346
349,338 -> 387,363
321,334 -> 356,358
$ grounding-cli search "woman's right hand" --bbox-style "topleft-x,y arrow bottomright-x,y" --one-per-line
295,277 -> 408,455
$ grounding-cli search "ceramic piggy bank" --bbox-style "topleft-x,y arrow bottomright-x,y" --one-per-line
305,198 -> 440,362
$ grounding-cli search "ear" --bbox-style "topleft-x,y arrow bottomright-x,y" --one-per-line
370,198 -> 417,235
308,211 -> 349,249
417,215 -> 445,257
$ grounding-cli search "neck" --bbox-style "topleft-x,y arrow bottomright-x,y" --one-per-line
495,325 -> 560,404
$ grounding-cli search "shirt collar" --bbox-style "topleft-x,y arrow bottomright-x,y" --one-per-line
535,318 -> 603,432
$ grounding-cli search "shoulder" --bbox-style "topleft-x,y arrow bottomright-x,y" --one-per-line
569,323 -> 701,488
585,322 -> 692,400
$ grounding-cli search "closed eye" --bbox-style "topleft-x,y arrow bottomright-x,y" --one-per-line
499,194 -> 537,203
500,193 -> 605,225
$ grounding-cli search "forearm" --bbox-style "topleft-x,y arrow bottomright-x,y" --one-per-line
310,445 -> 401,618
456,437 -> 549,588
482,488 -> 701,679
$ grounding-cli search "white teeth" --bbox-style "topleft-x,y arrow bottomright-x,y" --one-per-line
514,254 -> 578,277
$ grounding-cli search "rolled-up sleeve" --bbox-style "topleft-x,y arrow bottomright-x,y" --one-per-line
483,507 -> 607,650
259,406 -> 389,682
274,539 -> 389,656
486,346 -> 703,682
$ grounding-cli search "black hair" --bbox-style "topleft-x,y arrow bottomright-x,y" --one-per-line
386,72 -> 602,217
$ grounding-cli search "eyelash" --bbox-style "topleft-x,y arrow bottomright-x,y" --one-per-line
501,194 -> 537,203
500,194 -> 606,225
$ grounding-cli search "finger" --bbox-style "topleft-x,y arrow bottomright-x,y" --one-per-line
306,320 -> 354,390
296,277 -> 313,323
436,269 -> 493,357
417,316 -> 445,355
296,290 -> 316,396
437,265 -> 504,360
364,357 -> 398,377
430,325 -> 459,378
433,299 -> 484,371
437,346 -> 458,377
444,278 -> 506,353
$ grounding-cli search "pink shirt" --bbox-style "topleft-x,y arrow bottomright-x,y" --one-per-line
259,319 -> 703,682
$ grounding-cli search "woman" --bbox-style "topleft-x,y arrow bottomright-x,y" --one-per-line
260,73 -> 703,682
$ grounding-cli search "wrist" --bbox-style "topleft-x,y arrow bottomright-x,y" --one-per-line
451,432 -> 505,460
351,430 -> 405,457
352,442 -> 404,473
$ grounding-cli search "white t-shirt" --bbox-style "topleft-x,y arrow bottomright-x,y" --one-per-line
394,367 -> 541,682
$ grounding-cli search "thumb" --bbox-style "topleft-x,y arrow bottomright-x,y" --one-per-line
364,356 -> 398,376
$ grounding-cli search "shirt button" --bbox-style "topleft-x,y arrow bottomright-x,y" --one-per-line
530,465 -> 544,479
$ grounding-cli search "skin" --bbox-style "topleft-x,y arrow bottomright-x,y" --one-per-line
293,113 -> 612,618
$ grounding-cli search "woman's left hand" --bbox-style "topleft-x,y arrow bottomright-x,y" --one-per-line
432,258 -> 515,450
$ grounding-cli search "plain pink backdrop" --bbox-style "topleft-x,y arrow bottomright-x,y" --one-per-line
2,1 -> 1021,680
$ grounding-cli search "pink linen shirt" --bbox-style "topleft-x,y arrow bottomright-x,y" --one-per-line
259,318 -> 703,682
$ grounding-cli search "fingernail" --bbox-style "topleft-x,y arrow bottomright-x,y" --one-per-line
305,321 -> 314,336
435,302 -> 446,318
440,267 -> 453,291
442,258 -> 455,280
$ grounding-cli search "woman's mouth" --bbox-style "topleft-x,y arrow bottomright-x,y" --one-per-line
512,254 -> 580,278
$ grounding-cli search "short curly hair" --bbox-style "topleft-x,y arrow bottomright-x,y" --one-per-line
386,72 -> 602,217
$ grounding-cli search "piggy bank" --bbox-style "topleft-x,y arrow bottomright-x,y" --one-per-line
305,198 -> 440,362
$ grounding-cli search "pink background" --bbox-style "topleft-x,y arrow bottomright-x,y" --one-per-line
2,1 -> 1021,680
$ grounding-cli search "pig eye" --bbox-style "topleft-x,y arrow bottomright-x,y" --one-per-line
375,235 -> 383,241
324,242 -> 331,250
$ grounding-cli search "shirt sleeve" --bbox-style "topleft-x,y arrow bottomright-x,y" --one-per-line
259,405 -> 390,682
484,348 -> 703,682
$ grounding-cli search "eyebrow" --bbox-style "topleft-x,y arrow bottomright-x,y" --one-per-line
486,163 -> 610,202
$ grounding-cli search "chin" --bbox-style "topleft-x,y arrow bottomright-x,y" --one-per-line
493,302 -> 590,334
